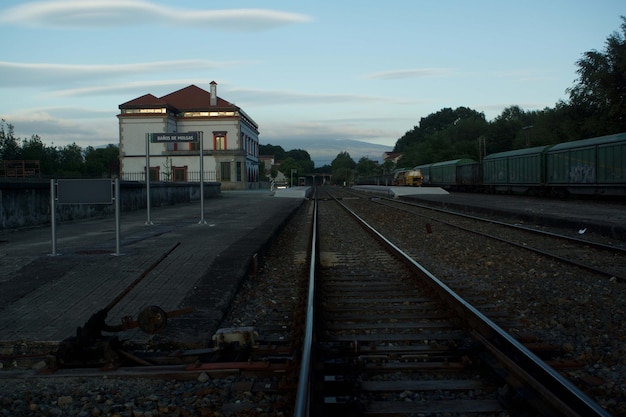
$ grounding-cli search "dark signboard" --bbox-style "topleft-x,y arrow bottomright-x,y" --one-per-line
57,179 -> 112,205
151,132 -> 199,143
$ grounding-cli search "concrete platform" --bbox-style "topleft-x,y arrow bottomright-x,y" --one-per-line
0,190 -> 304,347
273,186 -> 312,199
352,185 -> 449,197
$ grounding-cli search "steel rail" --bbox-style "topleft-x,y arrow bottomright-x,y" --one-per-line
293,196 -> 317,417
371,197 -> 626,281
326,188 -> 611,417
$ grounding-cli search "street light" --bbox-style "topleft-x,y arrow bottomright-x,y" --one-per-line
522,125 -> 533,147
290,169 -> 297,187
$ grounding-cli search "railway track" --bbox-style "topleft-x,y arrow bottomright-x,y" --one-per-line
297,187 -> 610,416
349,192 -> 626,282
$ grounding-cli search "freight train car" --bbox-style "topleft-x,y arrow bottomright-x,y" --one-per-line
482,145 -> 552,194
356,132 -> 626,196
545,132 -> 626,196
427,158 -> 478,189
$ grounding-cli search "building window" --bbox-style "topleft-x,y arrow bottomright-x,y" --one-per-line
173,166 -> 187,182
236,162 -> 242,182
220,162 -> 231,181
182,111 -> 236,117
214,131 -> 227,150
123,108 -> 166,114
146,166 -> 160,182
167,142 -> 198,151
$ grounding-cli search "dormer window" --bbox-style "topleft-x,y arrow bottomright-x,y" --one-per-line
122,108 -> 167,114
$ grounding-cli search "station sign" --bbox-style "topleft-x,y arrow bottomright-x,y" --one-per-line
150,132 -> 199,143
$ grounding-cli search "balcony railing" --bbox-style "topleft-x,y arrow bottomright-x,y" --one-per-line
122,170 -> 218,182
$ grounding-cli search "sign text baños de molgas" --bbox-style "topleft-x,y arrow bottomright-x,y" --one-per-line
150,132 -> 199,143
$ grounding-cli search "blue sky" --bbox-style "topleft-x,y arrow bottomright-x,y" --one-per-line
0,1 -> 623,165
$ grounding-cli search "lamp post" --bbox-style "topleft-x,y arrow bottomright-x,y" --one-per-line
290,169 -> 297,187
522,125 -> 533,147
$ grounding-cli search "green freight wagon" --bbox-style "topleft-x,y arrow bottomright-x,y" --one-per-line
482,145 -> 551,194
429,159 -> 476,188
546,132 -> 626,196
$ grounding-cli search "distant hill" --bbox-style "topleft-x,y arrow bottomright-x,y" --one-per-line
261,138 -> 391,167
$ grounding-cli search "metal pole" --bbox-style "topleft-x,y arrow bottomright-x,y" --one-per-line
50,179 -> 58,256
199,132 -> 206,224
114,177 -> 121,256
145,133 -> 153,225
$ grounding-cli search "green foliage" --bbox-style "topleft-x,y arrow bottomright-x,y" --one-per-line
0,120 -> 20,160
261,144 -> 314,183
331,151 -> 357,185
83,144 -> 120,178
278,157 -> 301,186
380,160 -> 395,175
356,157 -> 378,176
21,134 -> 61,174
567,16 -> 626,136
259,161 -> 268,181
259,143 -> 287,161
394,108 -> 489,167
314,164 -> 332,174
0,120 -> 119,178
286,148 -> 314,173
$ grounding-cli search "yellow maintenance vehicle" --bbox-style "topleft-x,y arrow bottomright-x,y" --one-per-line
392,168 -> 423,187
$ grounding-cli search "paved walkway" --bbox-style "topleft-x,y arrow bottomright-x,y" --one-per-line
0,190 -> 305,346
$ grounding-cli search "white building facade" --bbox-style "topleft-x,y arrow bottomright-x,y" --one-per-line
118,82 -> 260,190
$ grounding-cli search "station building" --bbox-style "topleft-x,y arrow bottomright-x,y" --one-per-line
117,82 -> 260,190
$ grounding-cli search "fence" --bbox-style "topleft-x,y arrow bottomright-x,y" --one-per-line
1,160 -> 41,178
122,170 -> 218,182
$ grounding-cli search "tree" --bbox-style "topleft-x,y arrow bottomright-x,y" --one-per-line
58,143 -> 84,176
331,151 -> 356,185
356,157 -> 378,177
278,157 -> 300,186
0,119 -> 20,160
286,148 -> 314,173
259,160 -> 268,181
83,144 -> 120,178
380,160 -> 395,175
259,144 -> 287,161
21,135 -> 61,174
567,16 -> 626,136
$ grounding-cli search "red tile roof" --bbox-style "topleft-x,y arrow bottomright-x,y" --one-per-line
119,84 -> 237,112
118,93 -> 167,108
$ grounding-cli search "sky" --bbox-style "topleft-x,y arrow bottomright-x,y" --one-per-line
0,1 -> 623,166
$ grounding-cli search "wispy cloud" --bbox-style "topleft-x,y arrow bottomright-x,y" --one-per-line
48,79 -> 219,97
5,109 -> 117,146
42,81 -> 421,106
0,60 -> 245,87
227,88 -> 420,106
0,0 -> 312,31
364,68 -> 451,80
